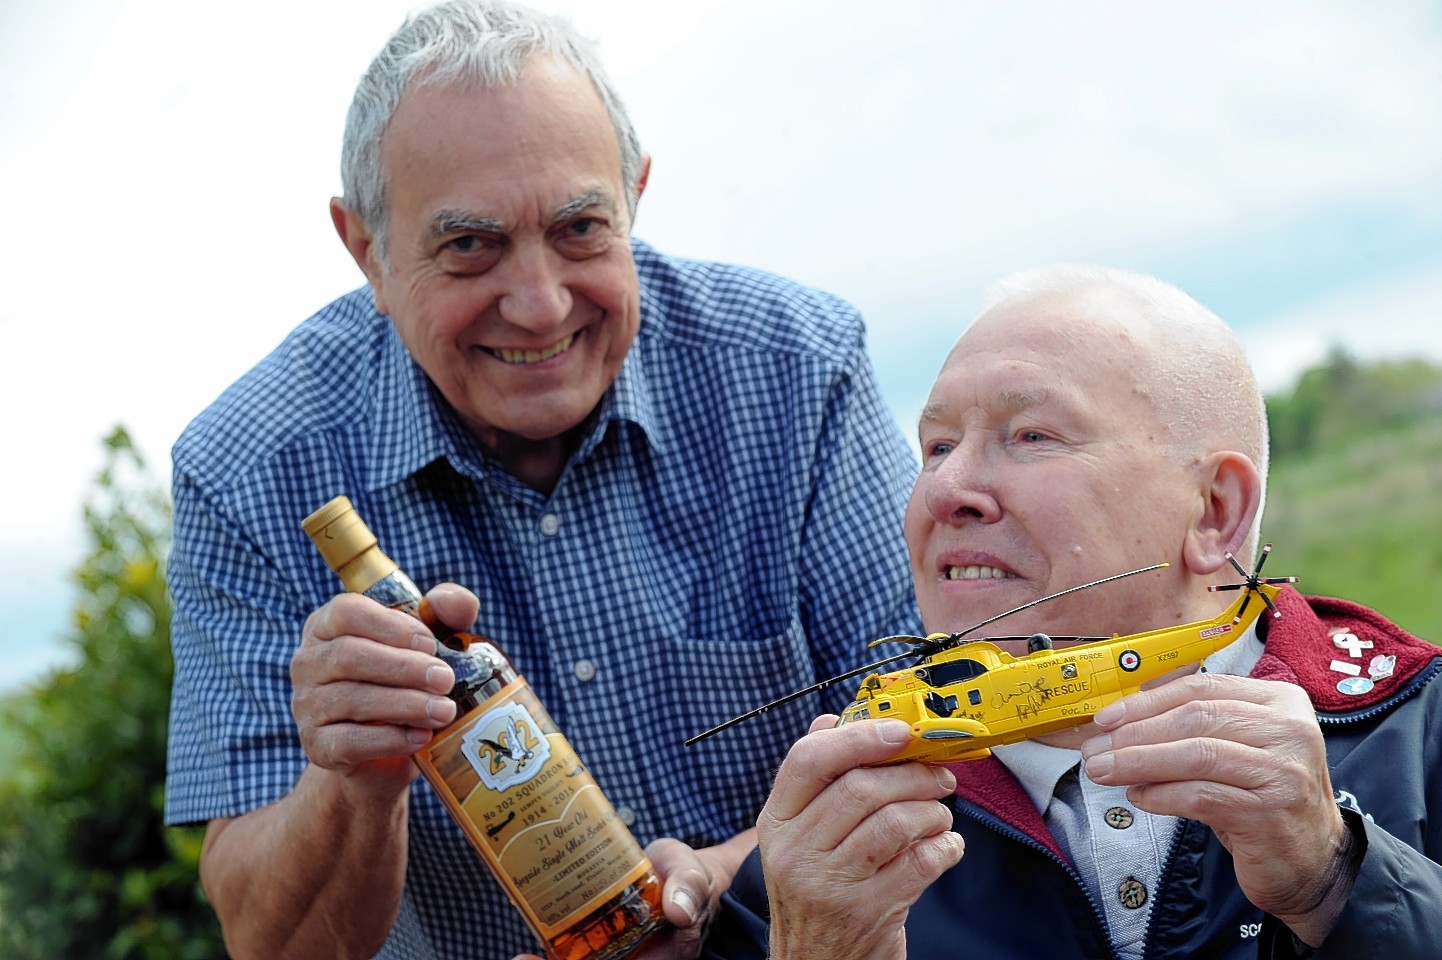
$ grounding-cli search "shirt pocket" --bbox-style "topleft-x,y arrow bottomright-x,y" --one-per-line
637,618 -> 833,841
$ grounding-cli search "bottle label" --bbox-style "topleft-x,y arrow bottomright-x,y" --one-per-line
420,679 -> 652,938
460,701 -> 554,792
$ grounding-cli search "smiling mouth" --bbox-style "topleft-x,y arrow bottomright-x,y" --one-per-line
946,564 -> 1016,581
485,333 -> 576,365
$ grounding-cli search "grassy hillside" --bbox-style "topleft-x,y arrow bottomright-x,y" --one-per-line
1260,355 -> 1442,644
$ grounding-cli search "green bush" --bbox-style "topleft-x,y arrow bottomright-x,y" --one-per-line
0,428 -> 225,959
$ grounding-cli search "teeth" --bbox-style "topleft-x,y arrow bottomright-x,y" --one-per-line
493,334 -> 574,365
946,565 -> 1013,581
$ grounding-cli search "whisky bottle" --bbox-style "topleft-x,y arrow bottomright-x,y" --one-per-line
302,496 -> 666,960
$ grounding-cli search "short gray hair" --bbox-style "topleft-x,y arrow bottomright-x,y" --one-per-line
980,263 -> 1270,558
340,0 -> 644,264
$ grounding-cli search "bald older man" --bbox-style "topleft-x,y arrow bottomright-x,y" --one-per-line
704,265 -> 1442,960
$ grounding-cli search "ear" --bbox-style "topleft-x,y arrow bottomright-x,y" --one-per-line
1182,451 -> 1262,575
631,154 -> 651,216
330,198 -> 391,314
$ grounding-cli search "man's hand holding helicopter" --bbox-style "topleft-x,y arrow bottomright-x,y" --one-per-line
1081,671 -> 1359,948
755,717 -> 964,960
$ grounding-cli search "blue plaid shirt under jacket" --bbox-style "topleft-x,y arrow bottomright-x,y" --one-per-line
164,238 -> 921,959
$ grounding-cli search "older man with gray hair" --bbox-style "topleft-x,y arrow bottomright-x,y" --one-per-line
706,264 -> 1442,960
162,2 -> 919,957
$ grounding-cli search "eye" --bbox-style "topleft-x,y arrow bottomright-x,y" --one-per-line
555,216 -> 613,257
922,439 -> 955,462
1019,430 -> 1049,443
438,233 -> 504,275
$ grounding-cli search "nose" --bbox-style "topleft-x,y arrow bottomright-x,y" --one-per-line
496,243 -> 573,333
924,441 -> 1002,525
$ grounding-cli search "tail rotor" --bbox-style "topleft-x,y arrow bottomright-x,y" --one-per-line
1206,543 -> 1299,622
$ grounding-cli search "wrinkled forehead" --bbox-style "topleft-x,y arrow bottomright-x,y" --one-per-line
931,298 -> 1163,419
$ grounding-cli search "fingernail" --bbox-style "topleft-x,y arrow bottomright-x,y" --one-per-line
935,767 -> 957,793
1093,701 -> 1125,727
407,728 -> 431,746
670,887 -> 698,924
1086,753 -> 1114,780
877,719 -> 913,744
426,664 -> 454,693
427,697 -> 454,722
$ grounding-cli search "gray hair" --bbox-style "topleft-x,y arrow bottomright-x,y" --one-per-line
340,0 -> 644,265
979,264 -> 1270,558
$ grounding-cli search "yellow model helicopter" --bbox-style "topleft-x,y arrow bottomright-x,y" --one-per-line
687,546 -> 1296,765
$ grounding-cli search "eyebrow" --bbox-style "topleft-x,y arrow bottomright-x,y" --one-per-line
553,189 -> 614,222
427,190 -> 616,241
918,387 -> 1050,426
429,209 -> 505,240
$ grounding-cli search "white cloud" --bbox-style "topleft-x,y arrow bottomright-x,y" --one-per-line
1241,270 -> 1442,394
2,0 -> 1440,687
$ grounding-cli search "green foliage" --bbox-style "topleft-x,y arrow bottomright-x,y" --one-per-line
1262,354 -> 1442,644
1268,346 -> 1442,459
0,428 -> 225,959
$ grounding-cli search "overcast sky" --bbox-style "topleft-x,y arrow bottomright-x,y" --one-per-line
3,0 -> 1440,692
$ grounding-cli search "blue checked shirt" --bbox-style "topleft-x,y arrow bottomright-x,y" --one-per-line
165,238 -> 920,958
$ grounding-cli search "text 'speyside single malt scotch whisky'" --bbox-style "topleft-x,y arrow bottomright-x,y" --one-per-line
302,496 -> 666,960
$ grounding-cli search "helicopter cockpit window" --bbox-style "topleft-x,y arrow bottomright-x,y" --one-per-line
923,658 -> 989,687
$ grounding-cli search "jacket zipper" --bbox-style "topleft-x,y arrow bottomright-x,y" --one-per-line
952,800 -> 1122,960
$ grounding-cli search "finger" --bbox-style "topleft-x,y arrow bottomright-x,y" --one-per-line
878,822 -> 966,890
1084,697 -> 1293,756
421,582 -> 481,632
1091,673 -> 1298,730
762,759 -> 956,885
301,718 -> 438,770
831,796 -> 959,880
305,593 -> 441,653
294,628 -> 455,693
645,837 -> 714,928
807,713 -> 840,735
294,671 -> 458,731
1084,737 -> 1279,793
763,719 -> 917,822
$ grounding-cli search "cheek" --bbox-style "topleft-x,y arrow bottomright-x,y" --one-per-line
902,488 -> 930,564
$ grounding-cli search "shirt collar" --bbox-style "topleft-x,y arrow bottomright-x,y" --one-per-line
361,294 -> 663,492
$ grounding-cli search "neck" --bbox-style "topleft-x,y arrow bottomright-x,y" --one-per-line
477,415 -> 597,495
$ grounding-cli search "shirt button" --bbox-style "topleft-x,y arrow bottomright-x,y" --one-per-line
617,807 -> 636,826
1104,806 -> 1135,830
573,659 -> 596,682
540,513 -> 561,536
1118,877 -> 1148,909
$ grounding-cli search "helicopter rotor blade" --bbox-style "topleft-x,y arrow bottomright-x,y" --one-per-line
1223,551 -> 1251,581
1251,542 -> 1273,578
950,562 -> 1170,640
868,633 -> 935,649
684,647 -> 924,746
1206,545 -> 1298,621
686,561 -> 1168,747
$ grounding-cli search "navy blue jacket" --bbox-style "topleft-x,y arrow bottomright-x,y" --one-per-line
707,589 -> 1442,959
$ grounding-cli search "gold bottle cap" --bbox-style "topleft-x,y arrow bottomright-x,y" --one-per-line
301,495 -> 397,593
